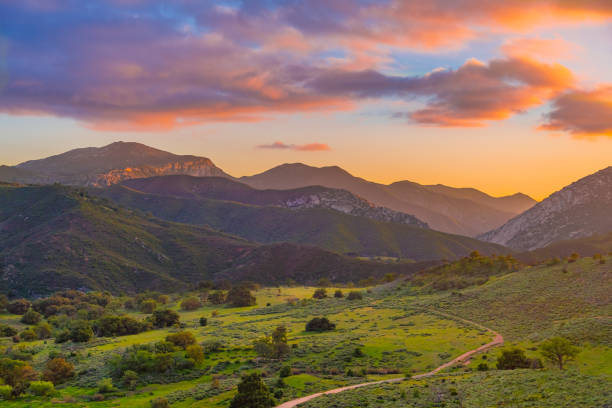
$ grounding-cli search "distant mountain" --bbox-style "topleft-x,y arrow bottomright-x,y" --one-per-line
121,175 -> 428,228
481,167 -> 612,251
518,232 -> 612,264
0,184 -> 435,296
241,163 -> 536,236
3,141 -> 229,187
97,176 -> 506,261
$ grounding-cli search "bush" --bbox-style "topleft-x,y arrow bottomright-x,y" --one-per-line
186,344 -> 204,364
0,384 -> 12,400
95,315 -> 149,337
20,309 -> 42,325
305,317 -> 336,332
97,378 -> 115,393
199,317 -> 207,327
229,372 -> 274,408
496,348 -> 531,370
226,286 -> 256,307
122,370 -> 139,389
7,299 -> 31,315
150,309 -> 180,328
0,358 -> 38,396
19,329 -> 37,342
140,300 -> 157,314
477,362 -> 488,371
0,324 -> 18,337
34,322 -> 53,339
151,396 -> 170,408
279,365 -> 291,378
69,321 -> 93,343
312,288 -> 327,299
42,358 -> 74,384
166,331 -> 196,349
208,291 -> 226,305
28,381 -> 55,396
180,297 -> 202,311
347,291 -> 363,300
334,290 -> 344,298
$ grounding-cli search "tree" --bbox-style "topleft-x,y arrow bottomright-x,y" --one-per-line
208,291 -> 226,305
229,372 -> 274,408
42,358 -> 74,385
347,291 -> 363,300
166,331 -> 197,349
226,286 -> 256,307
0,358 -> 38,396
180,297 -> 202,311
20,309 -> 42,325
334,290 -> 344,298
19,329 -> 37,341
186,344 -> 204,364
151,396 -> 170,408
6,299 -> 31,315
28,381 -> 55,396
199,317 -> 208,327
69,320 -> 93,342
305,317 -> 335,332
34,322 -> 53,339
150,309 -> 180,328
140,300 -> 157,314
540,337 -> 579,370
312,288 -> 327,299
254,326 -> 290,360
496,348 -> 531,370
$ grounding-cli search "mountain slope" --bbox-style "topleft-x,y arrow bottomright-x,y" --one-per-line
0,184 -> 435,296
241,163 -> 535,236
481,166 -> 612,250
6,141 -> 230,187
121,175 -> 427,227
97,178 -> 507,260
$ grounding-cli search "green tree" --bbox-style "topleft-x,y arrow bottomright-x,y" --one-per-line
6,299 -> 31,315
305,317 -> 335,332
186,344 -> 205,364
150,309 -> 180,328
226,286 -> 256,307
140,299 -> 157,314
312,288 -> 327,299
28,381 -> 55,396
334,290 -> 344,298
180,297 -> 202,311
254,325 -> 290,359
20,309 -> 42,325
540,337 -> 579,370
229,372 -> 274,408
166,331 -> 197,349
496,348 -> 530,370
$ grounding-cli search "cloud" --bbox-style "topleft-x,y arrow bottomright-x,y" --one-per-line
540,85 -> 612,138
257,141 -> 331,151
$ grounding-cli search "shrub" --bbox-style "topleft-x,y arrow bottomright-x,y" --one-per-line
157,295 -> 170,305
226,286 -> 256,307
312,288 -> 327,299
202,340 -> 222,353
496,348 -> 531,370
42,358 -> 74,385
34,322 -> 53,339
229,372 -> 274,408
122,370 -> 139,389
186,344 -> 204,364
95,315 -> 148,337
19,329 -> 37,342
477,362 -> 488,371
28,381 -> 55,396
97,378 -> 115,393
347,291 -> 363,300
0,358 -> 38,396
69,321 -> 93,343
180,297 -> 202,311
305,317 -> 335,332
166,331 -> 196,349
334,290 -> 344,298
151,396 -> 170,408
0,295 -> 7,312
140,300 -> 157,314
199,317 -> 208,327
150,309 -> 180,328
0,324 -> 18,337
20,309 -> 42,325
279,365 -> 291,378
208,291 -> 226,305
254,326 -> 290,360
0,384 -> 12,400
7,299 -> 31,315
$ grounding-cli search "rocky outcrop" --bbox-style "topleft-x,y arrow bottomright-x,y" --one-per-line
480,167 -> 612,250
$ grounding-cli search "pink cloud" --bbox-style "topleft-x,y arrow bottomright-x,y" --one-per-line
257,141 -> 331,152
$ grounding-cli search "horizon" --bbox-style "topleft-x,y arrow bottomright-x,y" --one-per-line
1,1 -> 611,200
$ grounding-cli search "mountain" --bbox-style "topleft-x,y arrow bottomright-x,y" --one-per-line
4,141 -> 230,187
0,184 -> 436,296
96,176 -> 507,261
518,232 -> 612,264
121,175 -> 427,228
241,163 -> 536,236
481,166 -> 612,251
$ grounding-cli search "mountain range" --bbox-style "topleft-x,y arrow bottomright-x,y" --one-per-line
0,142 -> 536,236
481,166 -> 612,251
241,163 -> 536,236
97,175 -> 505,261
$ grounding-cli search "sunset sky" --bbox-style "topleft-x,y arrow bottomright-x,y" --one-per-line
1,1 -> 611,200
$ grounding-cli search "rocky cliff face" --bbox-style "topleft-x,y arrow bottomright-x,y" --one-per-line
7,142 -> 229,187
480,167 -> 612,250
281,188 -> 428,228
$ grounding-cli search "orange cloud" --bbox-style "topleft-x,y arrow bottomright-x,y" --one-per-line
540,85 -> 612,138
257,141 -> 331,152
501,37 -> 575,61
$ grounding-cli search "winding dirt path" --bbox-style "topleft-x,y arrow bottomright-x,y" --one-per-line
275,316 -> 503,408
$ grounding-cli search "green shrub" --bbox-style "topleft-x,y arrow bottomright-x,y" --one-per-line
180,297 -> 202,311
34,322 -> 53,339
0,324 -> 18,337
305,317 -> 335,332
28,381 -> 55,396
186,344 -> 204,364
122,370 -> 139,389
19,329 -> 37,342
0,384 -> 13,400
150,309 -> 180,328
229,372 -> 274,408
140,300 -> 157,314
334,290 -> 344,298
496,348 -> 531,370
199,317 -> 208,327
312,288 -> 327,299
20,309 -> 42,325
97,378 -> 115,393
279,365 -> 291,378
95,315 -> 149,337
166,331 -> 196,349
226,286 -> 256,307
347,291 -> 363,300
6,299 -> 31,315
151,396 -> 170,408
477,362 -> 488,371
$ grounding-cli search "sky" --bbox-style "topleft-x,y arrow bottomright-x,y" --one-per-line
0,1 -> 611,200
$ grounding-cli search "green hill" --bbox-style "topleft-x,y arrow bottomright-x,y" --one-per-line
96,182 -> 507,261
0,185 -> 434,296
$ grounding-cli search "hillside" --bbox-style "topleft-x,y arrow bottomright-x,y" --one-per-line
0,184 -> 434,296
121,175 -> 428,227
3,141 -> 230,187
97,180 -> 507,261
481,166 -> 612,250
241,163 -> 535,236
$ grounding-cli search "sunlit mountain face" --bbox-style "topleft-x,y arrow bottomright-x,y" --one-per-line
0,1 -> 610,200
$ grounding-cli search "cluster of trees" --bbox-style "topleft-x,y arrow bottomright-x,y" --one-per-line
254,326 -> 290,359
496,337 -> 579,371
313,288 -> 363,300
0,356 -> 74,399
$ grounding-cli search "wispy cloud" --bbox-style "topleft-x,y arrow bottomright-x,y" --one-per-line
257,141 -> 331,151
